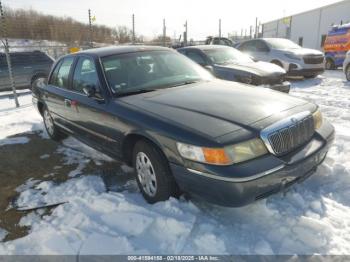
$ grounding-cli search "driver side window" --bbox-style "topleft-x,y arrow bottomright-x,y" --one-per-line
72,57 -> 99,93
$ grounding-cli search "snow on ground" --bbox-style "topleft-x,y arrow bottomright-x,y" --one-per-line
0,71 -> 350,255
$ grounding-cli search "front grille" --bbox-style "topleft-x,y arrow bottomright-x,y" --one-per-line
303,55 -> 324,64
267,115 -> 315,156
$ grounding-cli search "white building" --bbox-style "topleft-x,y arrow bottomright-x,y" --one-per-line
262,0 -> 350,50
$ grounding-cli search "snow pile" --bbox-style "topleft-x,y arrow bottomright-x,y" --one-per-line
0,71 -> 350,255
0,229 -> 7,242
0,94 -> 43,139
0,136 -> 29,146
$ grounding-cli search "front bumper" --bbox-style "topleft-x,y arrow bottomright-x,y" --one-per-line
260,81 -> 290,93
288,67 -> 325,77
171,121 -> 335,207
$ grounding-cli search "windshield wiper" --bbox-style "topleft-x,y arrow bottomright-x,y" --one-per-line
116,89 -> 156,97
166,80 -> 201,88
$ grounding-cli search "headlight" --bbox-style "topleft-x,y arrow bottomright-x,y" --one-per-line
312,109 -> 323,129
176,138 -> 268,165
284,53 -> 301,61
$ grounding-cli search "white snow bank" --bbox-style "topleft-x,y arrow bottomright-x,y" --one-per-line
0,71 -> 350,255
0,229 -> 7,242
0,94 -> 43,139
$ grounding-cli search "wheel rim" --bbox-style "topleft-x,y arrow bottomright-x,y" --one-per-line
136,152 -> 157,197
32,77 -> 46,89
326,60 -> 332,70
44,110 -> 54,136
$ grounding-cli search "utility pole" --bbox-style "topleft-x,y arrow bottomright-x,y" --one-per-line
132,14 -> 135,44
0,0 -> 19,108
88,9 -> 93,48
219,19 -> 221,37
163,18 -> 166,47
255,17 -> 258,38
184,20 -> 188,46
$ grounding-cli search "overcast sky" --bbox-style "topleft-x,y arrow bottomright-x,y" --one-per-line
4,0 -> 343,40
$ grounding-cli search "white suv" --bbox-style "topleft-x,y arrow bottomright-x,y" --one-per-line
343,51 -> 350,81
237,38 -> 325,78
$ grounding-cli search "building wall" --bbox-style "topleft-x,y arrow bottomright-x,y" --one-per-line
262,0 -> 350,50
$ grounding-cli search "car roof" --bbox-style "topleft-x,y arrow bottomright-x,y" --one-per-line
76,45 -> 173,58
178,45 -> 230,51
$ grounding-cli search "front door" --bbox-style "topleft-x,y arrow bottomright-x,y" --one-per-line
65,56 -> 120,155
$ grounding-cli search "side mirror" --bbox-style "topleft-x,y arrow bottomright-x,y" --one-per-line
83,85 -> 96,98
250,56 -> 259,62
204,65 -> 214,73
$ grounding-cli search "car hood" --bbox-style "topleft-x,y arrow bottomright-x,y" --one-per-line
285,48 -> 324,56
120,80 -> 309,139
214,61 -> 286,77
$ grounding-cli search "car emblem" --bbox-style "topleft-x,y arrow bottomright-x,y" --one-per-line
291,117 -> 298,123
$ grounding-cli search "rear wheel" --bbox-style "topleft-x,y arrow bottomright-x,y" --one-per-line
43,107 -> 67,141
133,140 -> 179,203
325,58 -> 335,70
346,65 -> 350,81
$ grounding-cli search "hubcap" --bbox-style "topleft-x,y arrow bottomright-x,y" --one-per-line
136,152 -> 157,197
44,110 -> 54,136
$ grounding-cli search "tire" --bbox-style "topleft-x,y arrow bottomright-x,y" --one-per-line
346,65 -> 350,82
132,140 -> 179,203
42,107 -> 67,141
31,75 -> 47,91
325,58 -> 335,70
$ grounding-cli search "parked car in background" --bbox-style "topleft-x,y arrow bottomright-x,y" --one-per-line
324,23 -> 350,70
205,36 -> 236,47
344,51 -> 350,81
237,38 -> 325,78
33,46 -> 334,207
178,45 -> 290,93
0,51 -> 54,91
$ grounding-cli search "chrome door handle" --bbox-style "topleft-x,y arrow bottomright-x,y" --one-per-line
24,66 -> 32,69
64,99 -> 71,107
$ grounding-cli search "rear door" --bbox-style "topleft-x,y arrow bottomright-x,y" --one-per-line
44,56 -> 75,129
10,53 -> 33,88
0,54 -> 10,91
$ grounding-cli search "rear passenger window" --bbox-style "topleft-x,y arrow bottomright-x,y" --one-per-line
72,57 -> 99,93
51,57 -> 74,88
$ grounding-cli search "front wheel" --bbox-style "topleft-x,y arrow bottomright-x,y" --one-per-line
43,107 -> 67,141
346,65 -> 350,81
133,140 -> 179,203
325,58 -> 335,70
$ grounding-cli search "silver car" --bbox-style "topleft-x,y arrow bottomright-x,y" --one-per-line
237,38 -> 325,78
343,50 -> 350,81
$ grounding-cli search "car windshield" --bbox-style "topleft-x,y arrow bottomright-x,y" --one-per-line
264,39 -> 301,49
203,47 -> 253,65
101,50 -> 213,95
